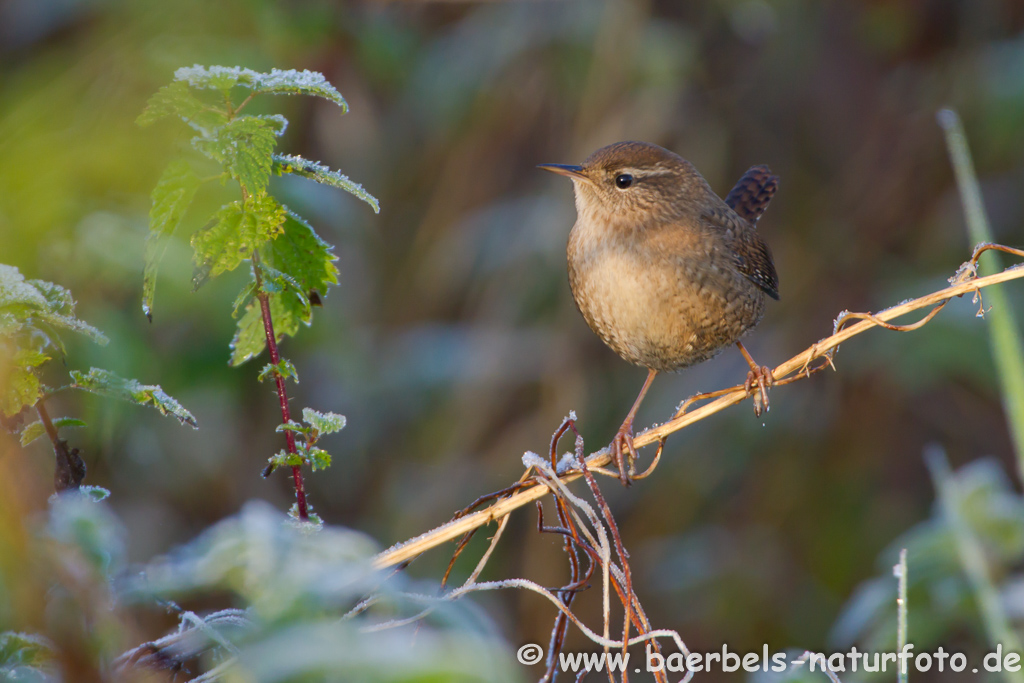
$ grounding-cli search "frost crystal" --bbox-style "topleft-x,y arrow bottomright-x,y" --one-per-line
521,451 -> 547,469
556,452 -> 579,475
172,65 -> 347,110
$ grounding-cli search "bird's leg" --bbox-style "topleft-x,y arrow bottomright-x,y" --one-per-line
611,368 -> 657,487
737,341 -> 773,417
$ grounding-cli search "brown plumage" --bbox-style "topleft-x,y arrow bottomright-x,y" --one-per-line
540,141 -> 780,484
724,164 -> 779,224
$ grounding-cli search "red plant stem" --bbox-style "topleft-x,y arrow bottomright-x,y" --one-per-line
256,288 -> 308,520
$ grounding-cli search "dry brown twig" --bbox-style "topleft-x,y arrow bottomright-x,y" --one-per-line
364,243 -> 1024,682
376,243 -> 1024,570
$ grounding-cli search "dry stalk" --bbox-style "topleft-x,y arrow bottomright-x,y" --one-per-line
364,243 -> 1022,682
358,245 -> 1024,683
375,243 -> 1024,571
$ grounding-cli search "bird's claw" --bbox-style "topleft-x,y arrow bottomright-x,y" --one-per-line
744,365 -> 773,417
610,422 -> 638,487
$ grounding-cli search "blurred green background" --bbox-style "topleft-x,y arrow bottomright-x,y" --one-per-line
3,0 -> 1024,680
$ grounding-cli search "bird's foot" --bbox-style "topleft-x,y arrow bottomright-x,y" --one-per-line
744,365 -> 773,417
610,420 -> 638,487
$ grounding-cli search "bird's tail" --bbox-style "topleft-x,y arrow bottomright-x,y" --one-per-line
724,165 -> 779,224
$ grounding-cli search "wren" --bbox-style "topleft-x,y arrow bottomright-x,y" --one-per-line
540,141 -> 779,485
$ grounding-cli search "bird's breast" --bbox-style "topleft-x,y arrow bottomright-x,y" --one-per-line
567,218 -> 765,372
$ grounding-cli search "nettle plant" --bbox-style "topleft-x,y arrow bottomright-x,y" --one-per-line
0,264 -> 195,492
137,65 -> 378,522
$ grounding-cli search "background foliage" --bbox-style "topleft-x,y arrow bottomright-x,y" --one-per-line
2,0 -> 1024,681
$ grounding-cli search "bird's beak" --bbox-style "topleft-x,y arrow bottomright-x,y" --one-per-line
537,163 -> 587,181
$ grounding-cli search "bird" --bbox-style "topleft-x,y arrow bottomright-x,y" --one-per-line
539,141 -> 779,485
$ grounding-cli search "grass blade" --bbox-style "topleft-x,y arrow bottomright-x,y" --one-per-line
938,108 -> 1024,478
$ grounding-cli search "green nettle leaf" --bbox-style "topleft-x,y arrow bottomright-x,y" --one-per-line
302,408 -> 346,436
259,359 -> 298,383
268,449 -> 304,470
232,278 -> 259,318
17,421 -> 46,447
258,114 -> 289,136
174,65 -> 349,110
266,288 -> 305,337
248,69 -> 348,108
229,288 -> 304,366
70,368 -> 197,428
79,485 -> 111,502
2,365 -> 41,418
273,154 -> 379,213
191,196 -> 286,288
287,502 -> 323,526
19,417 -> 87,447
0,265 -> 107,347
1,348 -> 50,417
0,263 -> 50,315
143,160 -> 202,319
193,116 -> 279,195
276,420 -> 307,435
229,299 -> 266,366
34,310 -> 107,347
264,211 -> 340,297
137,80 -> 202,126
306,446 -> 331,471
174,64 -> 244,93
257,263 -> 308,305
27,279 -> 75,317
136,80 -> 228,133
0,631 -> 54,674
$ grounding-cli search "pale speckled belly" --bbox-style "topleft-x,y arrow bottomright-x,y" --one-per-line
568,241 -> 765,372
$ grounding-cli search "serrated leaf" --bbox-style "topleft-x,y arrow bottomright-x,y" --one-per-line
302,408 -> 346,435
259,359 -> 298,383
79,485 -> 111,502
263,211 -> 340,298
191,196 -> 286,288
18,421 -> 46,447
257,263 -> 307,305
34,311 -> 107,346
1,349 -> 49,418
193,116 -> 279,195
0,631 -> 54,671
26,280 -> 75,317
0,264 -> 48,310
275,420 -> 307,434
229,288 -> 306,366
0,265 -> 107,346
143,160 -> 202,320
19,417 -> 86,447
306,446 -> 331,471
174,65 -> 348,110
257,114 -> 289,136
52,416 -> 86,430
174,64 -> 244,92
137,80 -> 202,126
229,299 -> 266,366
273,154 -> 379,213
268,448 -> 304,470
232,277 -> 259,318
137,80 -> 227,133
249,69 -> 348,108
2,368 -> 40,418
70,368 -> 197,428
287,504 -> 323,527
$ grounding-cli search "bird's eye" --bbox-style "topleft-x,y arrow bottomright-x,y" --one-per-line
614,173 -> 634,189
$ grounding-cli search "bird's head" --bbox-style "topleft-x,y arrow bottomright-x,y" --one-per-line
539,141 -> 711,224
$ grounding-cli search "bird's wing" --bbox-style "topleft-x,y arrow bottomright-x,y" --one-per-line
724,165 -> 779,224
702,205 -> 780,300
